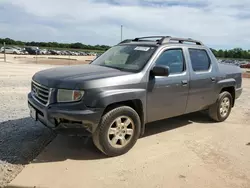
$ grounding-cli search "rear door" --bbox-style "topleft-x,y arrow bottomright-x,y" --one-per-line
147,47 -> 190,122
185,47 -> 218,113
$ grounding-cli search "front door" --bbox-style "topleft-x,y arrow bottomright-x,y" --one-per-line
147,48 -> 189,123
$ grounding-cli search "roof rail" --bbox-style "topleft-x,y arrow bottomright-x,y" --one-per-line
133,36 -> 170,41
118,39 -> 133,44
131,36 -> 203,45
162,37 -> 203,45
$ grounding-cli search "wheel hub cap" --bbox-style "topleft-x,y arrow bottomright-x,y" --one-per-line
107,116 -> 135,148
220,97 -> 230,117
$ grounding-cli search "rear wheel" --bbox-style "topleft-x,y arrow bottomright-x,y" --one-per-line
93,106 -> 141,157
208,91 -> 233,122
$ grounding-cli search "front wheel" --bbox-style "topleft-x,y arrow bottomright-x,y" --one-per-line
208,91 -> 233,122
93,106 -> 141,157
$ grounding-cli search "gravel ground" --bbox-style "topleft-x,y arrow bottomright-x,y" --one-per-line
0,63 -> 57,187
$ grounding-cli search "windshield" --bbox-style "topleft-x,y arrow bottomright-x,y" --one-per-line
91,44 -> 157,72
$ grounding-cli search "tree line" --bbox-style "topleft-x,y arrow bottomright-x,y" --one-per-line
211,48 -> 250,60
1,38 -> 250,59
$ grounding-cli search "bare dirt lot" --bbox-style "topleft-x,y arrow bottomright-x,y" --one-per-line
0,62 -> 250,188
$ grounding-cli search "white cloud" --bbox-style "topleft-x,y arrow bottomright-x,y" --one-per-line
0,0 -> 250,49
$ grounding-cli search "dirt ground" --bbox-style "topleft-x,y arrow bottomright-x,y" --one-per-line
0,62 -> 247,188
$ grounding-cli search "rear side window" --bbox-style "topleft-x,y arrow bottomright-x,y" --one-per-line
188,49 -> 211,72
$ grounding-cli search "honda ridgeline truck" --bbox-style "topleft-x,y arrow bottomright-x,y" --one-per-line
28,36 -> 243,156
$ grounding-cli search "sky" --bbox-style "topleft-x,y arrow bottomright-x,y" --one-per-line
0,0 -> 250,49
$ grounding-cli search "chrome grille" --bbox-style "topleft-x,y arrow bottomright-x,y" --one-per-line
31,81 -> 50,105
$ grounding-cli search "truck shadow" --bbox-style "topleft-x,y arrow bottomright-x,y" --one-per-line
0,112 -> 215,165
0,117 -> 56,165
31,112 -> 215,163
142,112 -> 214,137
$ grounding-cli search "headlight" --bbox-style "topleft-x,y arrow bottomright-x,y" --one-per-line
57,89 -> 84,103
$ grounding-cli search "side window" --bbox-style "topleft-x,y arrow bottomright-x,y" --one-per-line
188,49 -> 211,72
155,49 -> 185,74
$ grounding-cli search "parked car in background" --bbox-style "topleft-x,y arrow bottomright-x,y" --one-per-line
60,51 -> 68,55
40,49 -> 48,55
20,49 -> 29,55
79,52 -> 87,56
25,46 -> 40,55
240,63 -> 250,68
0,47 -> 4,53
49,50 -> 62,55
2,46 -> 21,54
65,51 -> 73,55
74,51 -> 78,55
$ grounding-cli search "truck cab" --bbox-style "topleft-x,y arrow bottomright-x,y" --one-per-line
28,36 -> 243,156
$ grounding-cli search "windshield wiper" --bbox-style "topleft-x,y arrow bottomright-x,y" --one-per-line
100,64 -> 124,71
99,64 -> 136,73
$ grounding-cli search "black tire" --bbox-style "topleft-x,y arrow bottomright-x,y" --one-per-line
208,91 -> 233,122
93,106 -> 141,157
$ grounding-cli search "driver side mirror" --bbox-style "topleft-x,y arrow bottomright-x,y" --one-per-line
151,65 -> 170,77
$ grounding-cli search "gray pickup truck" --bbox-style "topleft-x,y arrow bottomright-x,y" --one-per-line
28,36 -> 243,156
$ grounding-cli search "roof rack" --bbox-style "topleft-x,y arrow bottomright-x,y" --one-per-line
131,36 -> 203,45
118,39 -> 133,44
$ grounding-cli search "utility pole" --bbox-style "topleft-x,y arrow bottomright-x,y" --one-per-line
3,42 -> 6,62
121,25 -> 123,42
36,47 -> 38,64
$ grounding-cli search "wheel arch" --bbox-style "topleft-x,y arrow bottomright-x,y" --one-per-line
102,99 -> 145,137
220,86 -> 235,107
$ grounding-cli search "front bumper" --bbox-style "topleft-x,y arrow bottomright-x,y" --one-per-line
28,92 -> 104,133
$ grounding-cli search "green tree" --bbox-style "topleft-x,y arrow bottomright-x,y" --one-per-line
217,50 -> 224,58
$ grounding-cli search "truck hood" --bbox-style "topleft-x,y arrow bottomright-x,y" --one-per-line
32,64 -> 132,89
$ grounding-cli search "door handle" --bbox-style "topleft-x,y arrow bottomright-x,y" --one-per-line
211,77 -> 216,82
181,80 -> 188,86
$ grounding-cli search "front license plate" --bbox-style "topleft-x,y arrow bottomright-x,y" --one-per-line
29,105 -> 37,121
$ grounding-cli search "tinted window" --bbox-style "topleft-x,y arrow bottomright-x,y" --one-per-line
189,49 -> 211,71
155,49 -> 185,74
